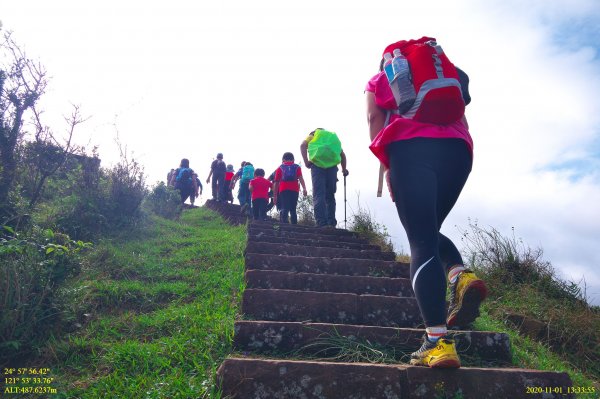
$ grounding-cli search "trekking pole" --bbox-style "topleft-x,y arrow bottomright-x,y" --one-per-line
377,163 -> 384,197
344,174 -> 347,230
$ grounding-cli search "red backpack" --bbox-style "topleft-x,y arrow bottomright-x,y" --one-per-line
383,37 -> 465,125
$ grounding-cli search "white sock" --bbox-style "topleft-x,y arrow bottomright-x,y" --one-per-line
426,326 -> 447,342
448,265 -> 466,284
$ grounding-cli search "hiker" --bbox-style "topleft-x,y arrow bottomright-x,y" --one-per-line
300,128 -> 348,227
248,168 -> 272,221
273,152 -> 308,224
225,164 -> 235,203
266,170 -> 277,212
190,173 -> 203,206
170,158 -> 198,204
237,162 -> 254,214
167,168 -> 176,187
365,37 -> 486,368
230,161 -> 245,204
206,153 -> 227,202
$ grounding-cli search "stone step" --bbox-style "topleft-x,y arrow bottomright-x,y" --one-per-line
245,270 -> 413,297
204,205 -> 280,224
246,253 -> 410,279
233,320 -> 511,363
204,199 -> 237,211
250,220 -> 359,237
242,289 -> 422,327
217,357 -> 573,399
248,226 -> 370,244
246,241 -> 396,261
248,233 -> 380,251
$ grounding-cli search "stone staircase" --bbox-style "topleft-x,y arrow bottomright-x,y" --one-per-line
208,203 -> 574,398
204,199 -> 252,225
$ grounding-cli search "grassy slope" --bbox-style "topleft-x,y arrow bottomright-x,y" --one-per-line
22,207 -> 597,398
43,208 -> 246,398
474,307 -> 598,393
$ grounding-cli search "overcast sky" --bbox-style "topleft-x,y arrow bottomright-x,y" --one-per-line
2,0 -> 599,304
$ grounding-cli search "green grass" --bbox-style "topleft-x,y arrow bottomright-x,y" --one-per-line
9,209 -> 599,398
473,306 -> 599,394
29,207 -> 246,399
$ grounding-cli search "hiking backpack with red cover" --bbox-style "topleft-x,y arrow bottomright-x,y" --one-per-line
383,37 -> 465,125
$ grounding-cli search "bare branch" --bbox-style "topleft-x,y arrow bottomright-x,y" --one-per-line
27,103 -> 89,207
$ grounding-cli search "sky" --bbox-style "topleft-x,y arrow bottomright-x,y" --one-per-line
2,0 -> 599,304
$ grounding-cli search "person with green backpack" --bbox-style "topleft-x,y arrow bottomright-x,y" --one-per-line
300,128 -> 348,227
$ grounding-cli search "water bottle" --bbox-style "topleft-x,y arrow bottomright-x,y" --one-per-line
383,52 -> 394,82
391,48 -> 416,114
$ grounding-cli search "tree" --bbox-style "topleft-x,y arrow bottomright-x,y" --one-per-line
0,31 -> 47,218
25,104 -> 86,208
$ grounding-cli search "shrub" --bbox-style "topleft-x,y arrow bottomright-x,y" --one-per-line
349,201 -> 395,254
144,182 -> 182,219
104,149 -> 146,224
52,147 -> 147,240
460,221 -> 586,305
0,225 -> 90,366
296,194 -> 316,226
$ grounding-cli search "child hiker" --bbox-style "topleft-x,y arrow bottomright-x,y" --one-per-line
248,168 -> 272,221
273,152 -> 308,224
225,164 -> 235,203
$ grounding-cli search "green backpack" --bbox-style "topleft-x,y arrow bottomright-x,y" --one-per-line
308,129 -> 342,169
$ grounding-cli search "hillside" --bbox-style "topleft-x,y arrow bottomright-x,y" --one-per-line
2,208 -> 245,398
1,206 -> 598,398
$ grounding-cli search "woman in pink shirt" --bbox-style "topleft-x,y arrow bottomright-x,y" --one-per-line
365,43 -> 486,369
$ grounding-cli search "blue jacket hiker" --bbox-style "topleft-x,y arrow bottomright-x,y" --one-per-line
170,158 -> 198,204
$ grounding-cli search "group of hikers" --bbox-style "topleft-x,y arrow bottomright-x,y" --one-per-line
168,37 -> 488,370
167,128 -> 348,227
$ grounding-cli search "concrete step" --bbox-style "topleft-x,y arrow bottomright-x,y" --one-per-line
248,226 -> 370,244
246,241 -> 396,261
233,320 -> 511,364
242,289 -> 422,327
245,270 -> 413,297
217,357 -> 573,399
246,253 -> 410,279
248,233 -> 380,251
250,220 -> 359,237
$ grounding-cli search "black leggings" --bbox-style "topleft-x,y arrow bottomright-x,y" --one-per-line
252,198 -> 268,221
387,138 -> 472,327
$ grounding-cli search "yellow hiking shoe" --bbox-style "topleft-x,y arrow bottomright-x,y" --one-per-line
410,335 -> 461,368
447,270 -> 488,328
